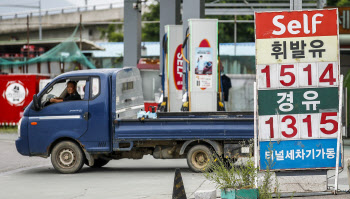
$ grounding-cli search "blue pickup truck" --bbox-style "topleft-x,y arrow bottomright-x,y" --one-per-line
16,67 -> 254,174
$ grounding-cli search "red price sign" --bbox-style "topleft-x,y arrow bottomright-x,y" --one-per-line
255,10 -> 337,39
255,9 -> 339,65
257,62 -> 338,89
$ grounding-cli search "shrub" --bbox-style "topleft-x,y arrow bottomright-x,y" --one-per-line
203,140 -> 281,199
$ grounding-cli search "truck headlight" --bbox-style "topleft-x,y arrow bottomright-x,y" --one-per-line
17,118 -> 22,138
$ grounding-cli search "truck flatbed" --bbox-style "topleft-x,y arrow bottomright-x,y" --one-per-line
114,113 -> 254,140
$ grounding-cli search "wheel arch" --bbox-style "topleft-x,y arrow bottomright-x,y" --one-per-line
49,137 -> 80,154
179,140 -> 223,156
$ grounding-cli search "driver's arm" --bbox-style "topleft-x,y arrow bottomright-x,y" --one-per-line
50,98 -> 63,103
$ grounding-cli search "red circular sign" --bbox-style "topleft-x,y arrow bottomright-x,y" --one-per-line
173,44 -> 183,90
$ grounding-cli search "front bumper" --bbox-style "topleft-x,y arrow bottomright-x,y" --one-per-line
16,137 -> 30,156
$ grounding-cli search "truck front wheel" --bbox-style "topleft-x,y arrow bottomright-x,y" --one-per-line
51,141 -> 85,174
187,145 -> 212,172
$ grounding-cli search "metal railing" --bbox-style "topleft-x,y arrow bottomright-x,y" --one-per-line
0,2 -> 123,20
205,0 -> 325,16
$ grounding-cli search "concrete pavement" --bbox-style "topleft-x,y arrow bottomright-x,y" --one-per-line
0,132 -> 51,174
0,132 -> 218,199
1,131 -> 350,198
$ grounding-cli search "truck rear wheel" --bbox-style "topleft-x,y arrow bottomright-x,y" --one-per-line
51,141 -> 84,174
187,145 -> 212,172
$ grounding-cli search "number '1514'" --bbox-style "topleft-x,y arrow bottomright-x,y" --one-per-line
260,63 -> 337,88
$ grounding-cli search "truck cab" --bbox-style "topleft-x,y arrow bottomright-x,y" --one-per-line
16,68 -> 144,172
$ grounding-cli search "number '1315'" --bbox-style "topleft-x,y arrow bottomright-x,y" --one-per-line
261,112 -> 338,140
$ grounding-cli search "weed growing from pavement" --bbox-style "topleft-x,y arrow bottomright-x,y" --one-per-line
203,139 -> 256,190
203,139 -> 284,199
259,141 -> 279,199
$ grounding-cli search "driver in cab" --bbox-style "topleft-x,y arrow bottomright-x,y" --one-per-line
50,81 -> 81,103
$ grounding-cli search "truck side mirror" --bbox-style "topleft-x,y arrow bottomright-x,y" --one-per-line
33,94 -> 40,111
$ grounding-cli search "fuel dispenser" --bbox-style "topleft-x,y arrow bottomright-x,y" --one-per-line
160,19 -> 223,112
182,19 -> 221,112
159,25 -> 184,112
164,25 -> 183,112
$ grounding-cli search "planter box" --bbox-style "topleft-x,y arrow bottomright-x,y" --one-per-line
221,188 -> 259,199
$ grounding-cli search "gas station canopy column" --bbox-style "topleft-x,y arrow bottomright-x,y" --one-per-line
160,0 -> 181,78
124,0 -> 141,67
182,0 -> 205,93
290,0 -> 302,10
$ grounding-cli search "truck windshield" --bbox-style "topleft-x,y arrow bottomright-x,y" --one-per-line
40,79 -> 87,107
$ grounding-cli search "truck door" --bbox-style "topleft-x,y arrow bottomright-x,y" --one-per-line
78,76 -> 111,152
27,77 -> 89,154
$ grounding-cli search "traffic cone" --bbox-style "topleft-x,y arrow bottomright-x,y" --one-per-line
172,168 -> 187,199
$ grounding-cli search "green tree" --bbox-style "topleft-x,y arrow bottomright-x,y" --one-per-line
142,2 -> 160,41
98,2 -> 160,42
98,23 -> 124,42
334,0 -> 350,6
100,0 -> 344,43
205,0 -> 255,42
207,15 -> 255,43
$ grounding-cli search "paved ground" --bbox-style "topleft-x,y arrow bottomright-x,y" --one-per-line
1,131 -> 350,198
0,133 -> 50,174
295,194 -> 350,199
0,132 -> 217,199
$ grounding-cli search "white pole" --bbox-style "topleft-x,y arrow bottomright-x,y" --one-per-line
39,0 -> 42,40
290,0 -> 302,11
254,81 -> 258,188
335,75 -> 343,194
346,87 -> 348,137
234,15 -> 237,56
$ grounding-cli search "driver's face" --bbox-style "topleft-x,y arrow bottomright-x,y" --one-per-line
67,83 -> 76,94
